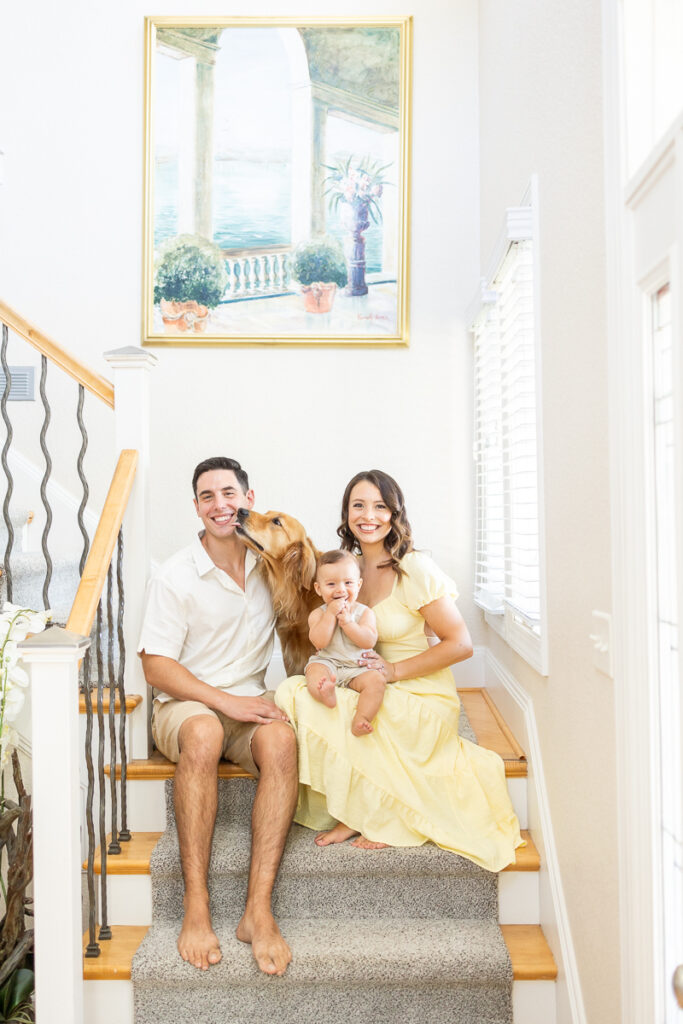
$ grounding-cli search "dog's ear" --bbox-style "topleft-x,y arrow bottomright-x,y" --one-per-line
283,541 -> 317,591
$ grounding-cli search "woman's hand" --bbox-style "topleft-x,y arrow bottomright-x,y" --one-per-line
358,650 -> 398,682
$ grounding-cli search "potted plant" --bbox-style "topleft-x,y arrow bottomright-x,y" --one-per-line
154,234 -> 228,332
323,155 -> 391,295
292,237 -> 348,314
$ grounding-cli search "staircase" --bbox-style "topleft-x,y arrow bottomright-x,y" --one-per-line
82,688 -> 557,1024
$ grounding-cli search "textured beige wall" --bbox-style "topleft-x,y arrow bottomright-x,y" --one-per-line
478,1 -> 620,1021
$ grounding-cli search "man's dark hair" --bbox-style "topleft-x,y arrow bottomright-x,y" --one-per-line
192,457 -> 250,498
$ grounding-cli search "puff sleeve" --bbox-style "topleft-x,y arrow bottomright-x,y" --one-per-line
398,550 -> 459,611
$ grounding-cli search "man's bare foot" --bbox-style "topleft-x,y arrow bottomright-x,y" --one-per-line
351,714 -> 373,736
317,675 -> 337,708
177,902 -> 222,971
351,835 -> 390,850
314,822 -> 360,846
236,910 -> 292,976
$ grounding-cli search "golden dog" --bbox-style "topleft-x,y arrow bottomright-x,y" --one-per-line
235,508 -> 321,675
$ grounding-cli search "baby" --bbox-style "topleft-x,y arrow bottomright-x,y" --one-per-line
305,550 -> 386,736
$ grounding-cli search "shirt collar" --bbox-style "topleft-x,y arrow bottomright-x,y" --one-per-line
191,531 -> 257,579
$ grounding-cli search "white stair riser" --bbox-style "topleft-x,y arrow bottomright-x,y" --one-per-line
83,977 -> 552,1024
512,980 -> 556,1024
84,979 -> 133,1024
117,772 -> 527,834
507,777 -> 527,829
126,780 -> 167,832
101,866 -> 540,929
498,871 -> 540,925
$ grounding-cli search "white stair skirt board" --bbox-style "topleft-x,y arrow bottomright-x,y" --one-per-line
484,649 -> 586,1024
83,975 -> 548,1024
84,980 -> 133,1024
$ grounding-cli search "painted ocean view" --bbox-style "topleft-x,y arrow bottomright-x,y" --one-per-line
154,156 -> 384,275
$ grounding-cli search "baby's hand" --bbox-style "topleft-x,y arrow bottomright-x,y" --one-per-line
328,597 -> 348,617
336,601 -> 352,624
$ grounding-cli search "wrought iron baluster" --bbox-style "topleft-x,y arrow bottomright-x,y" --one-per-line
107,564 -> 120,855
116,528 -> 131,841
82,647 -> 100,957
96,600 -> 111,940
38,355 -> 52,608
1,325 -> 14,602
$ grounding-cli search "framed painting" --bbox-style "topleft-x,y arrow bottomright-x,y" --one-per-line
142,16 -> 412,346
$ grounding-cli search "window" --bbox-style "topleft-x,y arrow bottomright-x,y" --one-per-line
470,182 -> 548,674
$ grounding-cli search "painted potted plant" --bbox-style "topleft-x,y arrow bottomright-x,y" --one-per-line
292,237 -> 348,314
154,234 -> 228,333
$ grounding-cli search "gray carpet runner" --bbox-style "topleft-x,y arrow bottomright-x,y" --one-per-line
132,708 -> 513,1024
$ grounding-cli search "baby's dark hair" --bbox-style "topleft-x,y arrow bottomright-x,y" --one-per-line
316,549 -> 360,579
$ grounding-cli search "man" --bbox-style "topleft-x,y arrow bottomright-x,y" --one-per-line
138,456 -> 298,977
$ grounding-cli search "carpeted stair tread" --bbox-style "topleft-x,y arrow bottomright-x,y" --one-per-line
151,820 -> 499,880
132,918 -> 513,1024
133,916 -> 511,984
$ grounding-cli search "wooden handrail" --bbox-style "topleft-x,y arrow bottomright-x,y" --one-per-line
67,450 -> 138,637
0,300 -> 115,409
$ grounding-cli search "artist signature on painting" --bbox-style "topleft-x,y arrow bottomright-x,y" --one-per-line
358,314 -> 390,321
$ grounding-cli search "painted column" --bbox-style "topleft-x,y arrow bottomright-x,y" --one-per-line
195,60 -> 215,240
104,347 -> 157,758
19,626 -> 91,1024
310,100 -> 328,237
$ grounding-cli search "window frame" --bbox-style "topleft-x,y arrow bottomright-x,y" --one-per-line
470,177 -> 548,676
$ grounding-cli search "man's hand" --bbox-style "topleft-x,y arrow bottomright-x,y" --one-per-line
218,693 -> 289,725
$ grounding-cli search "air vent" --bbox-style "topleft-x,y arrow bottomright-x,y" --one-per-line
0,367 -> 35,401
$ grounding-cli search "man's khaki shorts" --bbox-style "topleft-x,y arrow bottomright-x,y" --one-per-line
151,690 -> 280,777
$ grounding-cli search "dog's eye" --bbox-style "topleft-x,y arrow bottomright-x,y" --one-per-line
271,517 -> 282,527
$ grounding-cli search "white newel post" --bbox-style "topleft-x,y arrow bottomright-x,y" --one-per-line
104,346 -> 157,758
18,626 -> 91,1024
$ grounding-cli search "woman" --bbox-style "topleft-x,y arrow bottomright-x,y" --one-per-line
275,470 -> 523,871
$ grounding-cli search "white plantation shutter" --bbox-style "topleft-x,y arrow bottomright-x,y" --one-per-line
471,187 -> 547,672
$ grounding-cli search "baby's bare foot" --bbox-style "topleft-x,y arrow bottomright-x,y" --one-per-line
318,676 -> 337,708
177,901 -> 222,971
351,714 -> 373,736
314,823 -> 359,846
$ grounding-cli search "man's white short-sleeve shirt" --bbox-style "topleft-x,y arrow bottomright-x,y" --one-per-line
137,533 -> 275,701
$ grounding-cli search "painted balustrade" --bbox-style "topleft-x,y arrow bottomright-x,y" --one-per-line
223,248 -> 292,299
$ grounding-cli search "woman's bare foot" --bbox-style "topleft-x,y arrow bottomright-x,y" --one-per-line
236,909 -> 292,976
351,714 -> 373,736
350,835 -> 390,850
177,900 -> 222,971
317,675 -> 337,708
314,822 -> 360,846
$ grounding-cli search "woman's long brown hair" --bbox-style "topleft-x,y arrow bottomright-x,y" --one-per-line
337,469 -> 414,575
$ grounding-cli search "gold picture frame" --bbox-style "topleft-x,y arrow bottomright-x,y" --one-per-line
142,16 -> 412,347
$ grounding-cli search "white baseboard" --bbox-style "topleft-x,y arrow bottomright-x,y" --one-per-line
484,648 -> 587,1024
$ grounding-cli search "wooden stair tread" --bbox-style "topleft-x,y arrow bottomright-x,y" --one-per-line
106,688 -> 526,779
87,829 -> 538,875
458,688 -> 527,776
83,923 -> 556,982
79,688 -> 142,715
105,750 -> 253,780
500,925 -> 558,979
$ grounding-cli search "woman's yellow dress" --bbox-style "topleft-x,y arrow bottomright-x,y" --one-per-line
275,551 -> 523,872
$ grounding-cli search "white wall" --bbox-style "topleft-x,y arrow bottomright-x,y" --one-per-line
0,0 -> 481,636
478,2 -> 619,1022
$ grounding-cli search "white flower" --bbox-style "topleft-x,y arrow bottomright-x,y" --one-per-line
0,722 -> 18,768
0,604 -> 48,761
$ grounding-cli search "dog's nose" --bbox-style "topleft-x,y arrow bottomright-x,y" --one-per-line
236,508 -> 249,523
